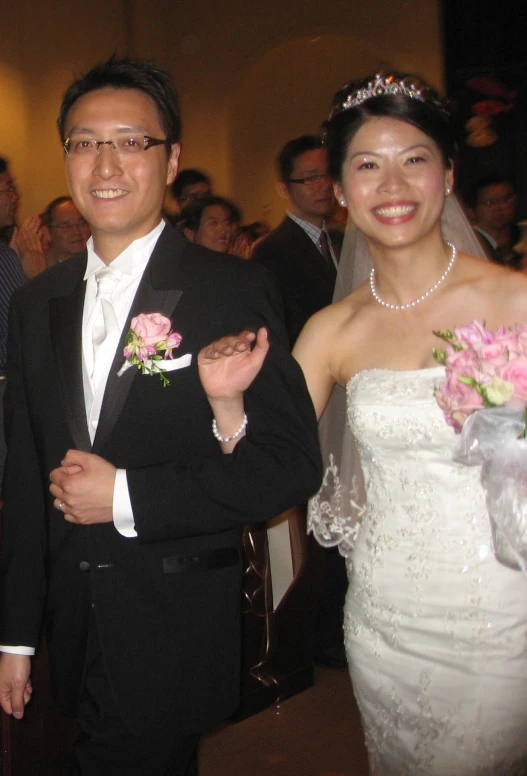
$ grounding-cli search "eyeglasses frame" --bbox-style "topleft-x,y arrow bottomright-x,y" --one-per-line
63,135 -> 170,156
286,173 -> 332,187
479,193 -> 516,208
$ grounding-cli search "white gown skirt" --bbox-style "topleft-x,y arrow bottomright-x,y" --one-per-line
344,369 -> 527,776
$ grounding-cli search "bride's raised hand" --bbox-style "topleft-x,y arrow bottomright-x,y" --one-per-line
198,327 -> 269,401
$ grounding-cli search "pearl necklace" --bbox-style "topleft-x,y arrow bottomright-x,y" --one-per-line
369,242 -> 457,311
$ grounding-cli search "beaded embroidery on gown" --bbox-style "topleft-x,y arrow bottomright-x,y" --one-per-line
309,367 -> 527,776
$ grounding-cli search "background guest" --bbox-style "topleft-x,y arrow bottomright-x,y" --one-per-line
253,134 -> 340,347
180,194 -> 239,253
41,196 -> 90,266
467,175 -> 522,268
253,133 -> 346,670
0,156 -> 47,278
0,241 -> 26,491
0,157 -> 20,246
233,221 -> 270,259
172,168 -> 212,210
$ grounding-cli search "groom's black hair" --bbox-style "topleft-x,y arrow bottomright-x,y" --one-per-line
57,55 -> 181,147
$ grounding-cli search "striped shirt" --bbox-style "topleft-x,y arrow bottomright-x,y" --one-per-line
0,243 -> 26,374
286,212 -> 338,269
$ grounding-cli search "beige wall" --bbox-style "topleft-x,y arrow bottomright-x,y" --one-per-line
0,0 -> 443,225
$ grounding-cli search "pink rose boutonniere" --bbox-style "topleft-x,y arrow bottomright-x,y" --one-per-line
433,320 -> 527,574
118,312 -> 182,387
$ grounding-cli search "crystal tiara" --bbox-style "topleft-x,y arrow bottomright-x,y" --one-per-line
329,73 -> 449,120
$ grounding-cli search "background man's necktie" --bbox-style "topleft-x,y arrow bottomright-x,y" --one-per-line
319,229 -> 337,283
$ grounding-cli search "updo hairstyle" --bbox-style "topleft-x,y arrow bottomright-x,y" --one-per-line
323,73 -> 456,182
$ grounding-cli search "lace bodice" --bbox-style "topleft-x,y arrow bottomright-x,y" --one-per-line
308,367 -> 488,556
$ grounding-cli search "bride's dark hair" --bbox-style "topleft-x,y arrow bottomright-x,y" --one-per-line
323,73 -> 455,181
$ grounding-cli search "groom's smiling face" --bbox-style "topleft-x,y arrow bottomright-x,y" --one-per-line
64,87 -> 180,261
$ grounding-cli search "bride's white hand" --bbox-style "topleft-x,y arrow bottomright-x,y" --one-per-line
198,327 -> 269,401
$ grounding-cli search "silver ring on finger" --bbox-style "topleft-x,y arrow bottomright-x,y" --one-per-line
59,501 -> 65,513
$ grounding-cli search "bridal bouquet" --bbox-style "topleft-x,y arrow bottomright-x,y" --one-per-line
433,320 -> 527,573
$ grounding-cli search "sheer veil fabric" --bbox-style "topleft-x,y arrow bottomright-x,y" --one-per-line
308,196 -> 488,555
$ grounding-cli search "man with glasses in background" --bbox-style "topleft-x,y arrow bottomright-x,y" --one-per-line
468,175 -> 521,268
0,57 -> 321,775
253,134 -> 347,673
0,157 -> 20,245
172,168 -> 212,212
42,196 -> 91,266
253,134 -> 339,347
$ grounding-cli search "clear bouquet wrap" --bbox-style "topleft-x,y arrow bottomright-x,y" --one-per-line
452,407 -> 527,572
434,321 -> 527,574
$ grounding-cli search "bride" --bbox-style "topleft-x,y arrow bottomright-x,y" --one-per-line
198,73 -> 527,775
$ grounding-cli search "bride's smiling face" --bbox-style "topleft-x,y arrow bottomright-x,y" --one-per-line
335,117 -> 453,250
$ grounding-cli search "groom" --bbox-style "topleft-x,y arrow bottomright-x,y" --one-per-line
0,57 -> 321,774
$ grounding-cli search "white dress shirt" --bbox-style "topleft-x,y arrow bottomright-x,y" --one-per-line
0,221 -> 165,655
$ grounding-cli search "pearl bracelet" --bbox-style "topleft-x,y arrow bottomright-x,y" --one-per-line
212,413 -> 248,443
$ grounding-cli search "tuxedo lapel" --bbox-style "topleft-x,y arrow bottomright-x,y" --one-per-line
92,231 -> 183,454
49,266 -> 92,452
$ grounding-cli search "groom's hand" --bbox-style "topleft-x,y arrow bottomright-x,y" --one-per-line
49,450 -> 116,524
0,653 -> 32,719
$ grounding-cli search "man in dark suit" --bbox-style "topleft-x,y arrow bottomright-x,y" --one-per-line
467,175 -> 521,268
253,134 -> 340,347
0,57 -> 321,775
253,135 -> 346,669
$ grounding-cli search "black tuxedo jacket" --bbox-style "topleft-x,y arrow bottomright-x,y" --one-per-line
0,226 -> 322,733
253,216 -> 337,346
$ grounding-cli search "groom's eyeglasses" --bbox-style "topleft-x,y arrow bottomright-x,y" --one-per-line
64,135 -> 170,156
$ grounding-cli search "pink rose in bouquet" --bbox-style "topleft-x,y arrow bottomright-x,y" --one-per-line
435,371 -> 485,432
433,320 -> 527,432
434,321 -> 527,574
497,359 -> 527,404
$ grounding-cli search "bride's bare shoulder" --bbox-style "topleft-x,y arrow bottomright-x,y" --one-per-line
460,251 -> 527,287
457,252 -> 527,322
460,252 -> 524,281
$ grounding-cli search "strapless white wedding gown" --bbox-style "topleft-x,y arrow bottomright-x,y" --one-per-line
312,367 -> 527,775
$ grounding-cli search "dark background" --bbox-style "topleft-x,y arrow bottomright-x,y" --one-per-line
443,0 -> 527,215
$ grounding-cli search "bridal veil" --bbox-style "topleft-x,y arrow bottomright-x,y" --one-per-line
308,196 -> 487,554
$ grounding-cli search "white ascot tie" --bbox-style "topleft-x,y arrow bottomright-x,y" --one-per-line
89,266 -> 121,391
